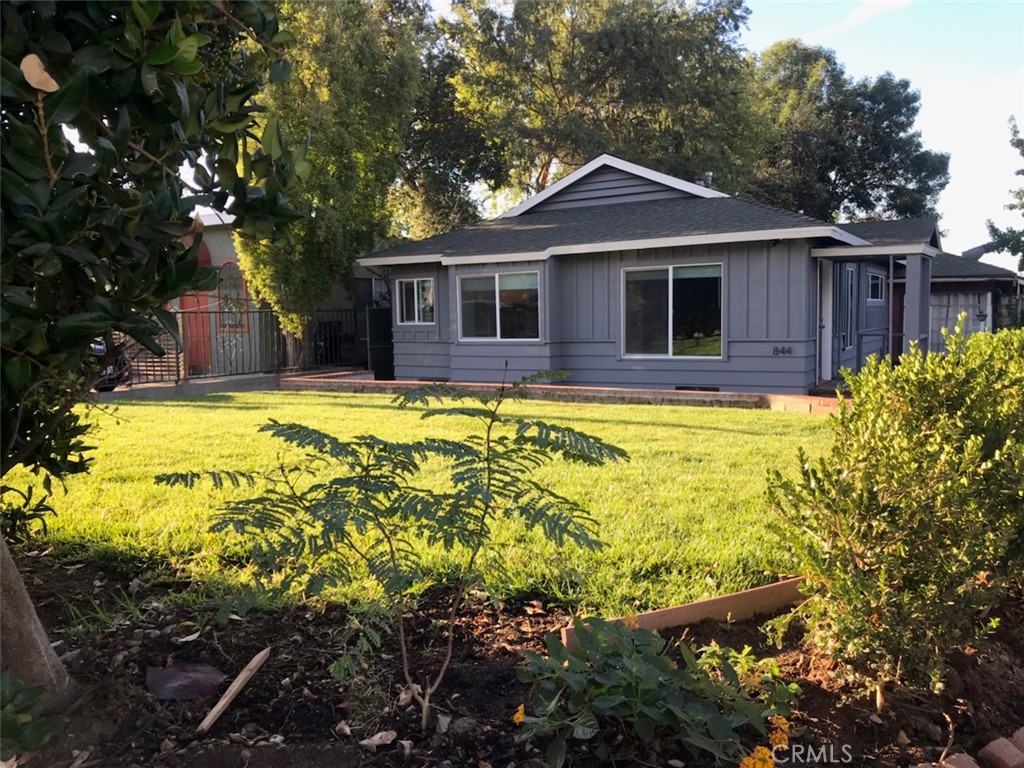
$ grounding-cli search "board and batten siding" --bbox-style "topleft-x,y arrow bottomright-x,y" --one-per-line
835,262 -> 889,374
389,263 -> 451,381
390,260 -> 557,382
390,242 -> 826,392
548,241 -> 819,393
526,166 -> 694,213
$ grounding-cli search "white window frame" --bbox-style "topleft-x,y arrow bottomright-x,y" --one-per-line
395,277 -> 435,326
867,272 -> 886,304
457,271 -> 541,342
842,265 -> 856,350
620,263 -> 725,360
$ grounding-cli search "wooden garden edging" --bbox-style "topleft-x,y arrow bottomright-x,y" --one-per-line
559,577 -> 805,650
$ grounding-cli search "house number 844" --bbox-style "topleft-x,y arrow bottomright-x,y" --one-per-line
772,346 -> 793,356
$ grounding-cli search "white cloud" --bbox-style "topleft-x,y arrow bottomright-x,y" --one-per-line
806,0 -> 914,42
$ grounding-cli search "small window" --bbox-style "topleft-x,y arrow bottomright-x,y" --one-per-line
842,266 -> 855,350
371,277 -> 389,304
397,278 -> 434,324
868,273 -> 885,303
459,272 -> 539,340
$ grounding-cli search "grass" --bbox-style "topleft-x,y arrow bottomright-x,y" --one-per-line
10,391 -> 830,615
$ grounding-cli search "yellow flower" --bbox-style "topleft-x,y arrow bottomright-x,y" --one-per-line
739,746 -> 775,768
769,715 -> 790,733
512,704 -> 525,724
622,614 -> 640,630
769,728 -> 789,749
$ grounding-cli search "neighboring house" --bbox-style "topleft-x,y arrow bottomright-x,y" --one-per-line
360,154 -> 936,394
170,214 -> 371,377
924,255 -> 1021,349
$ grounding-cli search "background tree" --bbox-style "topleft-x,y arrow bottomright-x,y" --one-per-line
1,0 -> 299,709
233,0 -> 424,335
986,117 -> 1024,270
392,44 -> 508,239
748,39 -> 950,221
444,0 -> 755,197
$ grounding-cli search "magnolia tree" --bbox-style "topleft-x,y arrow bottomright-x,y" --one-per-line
0,0 -> 302,709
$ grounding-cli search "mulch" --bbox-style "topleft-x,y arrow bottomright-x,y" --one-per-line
12,548 -> 1024,768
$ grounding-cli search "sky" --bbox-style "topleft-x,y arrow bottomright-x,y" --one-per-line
434,0 -> 1024,272
740,0 -> 1024,271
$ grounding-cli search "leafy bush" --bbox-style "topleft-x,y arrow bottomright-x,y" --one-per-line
0,486 -> 53,543
517,619 -> 795,767
0,669 -> 63,760
158,373 -> 627,728
768,321 -> 1024,690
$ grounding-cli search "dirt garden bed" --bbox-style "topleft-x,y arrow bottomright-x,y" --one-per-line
14,549 -> 1024,768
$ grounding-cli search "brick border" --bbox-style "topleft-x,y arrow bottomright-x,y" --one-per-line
281,373 -> 840,414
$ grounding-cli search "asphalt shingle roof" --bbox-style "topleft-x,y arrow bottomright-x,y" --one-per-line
838,217 -> 940,247
366,196 -> 831,260
928,253 -> 1019,280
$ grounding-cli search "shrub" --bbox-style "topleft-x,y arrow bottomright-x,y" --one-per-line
158,373 -> 627,728
0,668 -> 62,761
767,320 -> 1024,690
517,619 -> 796,767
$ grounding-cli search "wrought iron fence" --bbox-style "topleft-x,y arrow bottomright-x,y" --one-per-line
113,308 -> 361,387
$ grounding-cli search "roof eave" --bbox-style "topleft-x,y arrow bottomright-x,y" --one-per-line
358,226 -> 867,267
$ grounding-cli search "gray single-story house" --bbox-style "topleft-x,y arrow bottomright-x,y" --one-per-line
361,155 -> 936,394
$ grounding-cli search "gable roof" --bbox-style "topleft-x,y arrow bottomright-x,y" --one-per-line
838,218 -> 942,250
501,154 -> 728,218
362,195 -> 867,267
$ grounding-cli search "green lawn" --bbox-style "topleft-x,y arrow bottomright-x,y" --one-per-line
13,392 -> 830,615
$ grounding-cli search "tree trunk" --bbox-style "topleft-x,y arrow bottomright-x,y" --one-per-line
0,536 -> 77,712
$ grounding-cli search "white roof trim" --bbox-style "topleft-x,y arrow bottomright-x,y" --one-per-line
500,154 -> 729,218
548,226 -> 866,255
359,253 -> 444,267
441,251 -> 546,266
812,244 -> 938,258
360,226 -> 865,267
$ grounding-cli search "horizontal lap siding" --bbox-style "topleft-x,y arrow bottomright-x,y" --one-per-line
550,242 -> 818,394
529,167 -> 692,212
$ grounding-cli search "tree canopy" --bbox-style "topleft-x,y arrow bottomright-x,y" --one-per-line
987,117 -> 1024,270
747,39 -> 950,221
1,0 -> 301,481
233,0 -> 425,335
443,0 -> 755,197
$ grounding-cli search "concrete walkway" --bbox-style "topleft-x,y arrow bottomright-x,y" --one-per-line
89,372 -> 281,401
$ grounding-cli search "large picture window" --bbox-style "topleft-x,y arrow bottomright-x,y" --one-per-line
397,278 -> 434,324
459,272 -> 539,340
623,265 -> 722,357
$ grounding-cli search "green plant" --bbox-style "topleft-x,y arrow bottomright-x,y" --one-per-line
768,319 -> 1024,691
157,372 -> 627,729
518,619 -> 790,767
697,642 -> 800,713
0,486 -> 53,543
0,668 -> 63,760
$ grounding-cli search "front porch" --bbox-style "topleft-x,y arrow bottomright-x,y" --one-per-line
812,243 -> 934,386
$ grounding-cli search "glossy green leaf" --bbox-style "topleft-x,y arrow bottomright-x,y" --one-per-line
261,116 -> 283,160
4,356 -> 31,391
144,44 -> 178,66
45,73 -> 87,126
